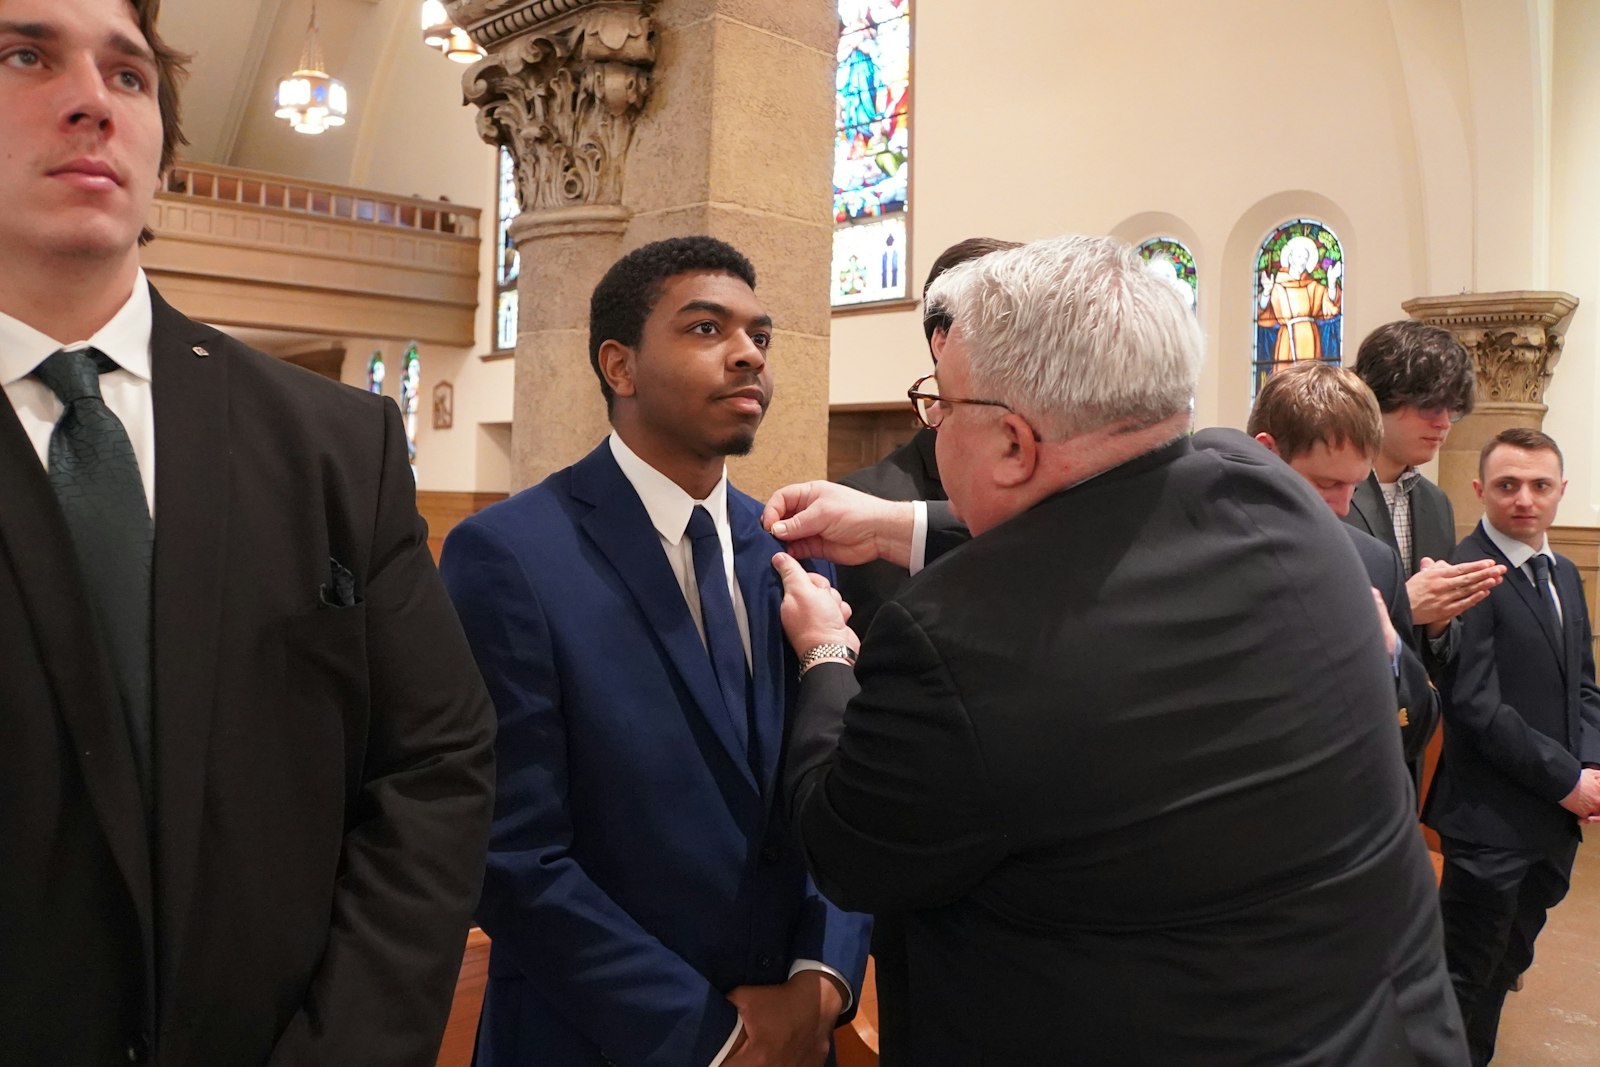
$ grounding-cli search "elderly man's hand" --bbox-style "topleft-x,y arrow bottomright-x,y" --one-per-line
1409,557 -> 1505,634
1561,767 -> 1600,819
763,481 -> 917,568
771,552 -> 857,658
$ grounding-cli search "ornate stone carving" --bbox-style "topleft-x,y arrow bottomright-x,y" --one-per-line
1401,292 -> 1579,408
454,1 -> 655,212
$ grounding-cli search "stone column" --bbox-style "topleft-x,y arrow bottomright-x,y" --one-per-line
453,0 -> 655,490
1401,291 -> 1579,542
453,0 -> 838,498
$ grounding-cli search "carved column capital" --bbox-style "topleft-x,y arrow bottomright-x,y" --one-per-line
1402,291 -> 1579,407
451,1 -> 655,212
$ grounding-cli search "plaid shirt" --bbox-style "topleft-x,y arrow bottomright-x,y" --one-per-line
1380,468 -> 1425,574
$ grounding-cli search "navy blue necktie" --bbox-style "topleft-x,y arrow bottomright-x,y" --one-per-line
1529,554 -> 1562,630
686,506 -> 755,767
33,347 -> 154,806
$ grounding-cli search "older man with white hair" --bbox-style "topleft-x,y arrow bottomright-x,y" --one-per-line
764,235 -> 1467,1065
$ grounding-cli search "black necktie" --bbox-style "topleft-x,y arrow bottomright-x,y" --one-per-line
686,506 -> 755,767
33,347 -> 154,805
1529,554 -> 1562,630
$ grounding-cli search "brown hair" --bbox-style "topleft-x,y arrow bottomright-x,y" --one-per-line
129,0 -> 190,243
921,237 -> 1022,346
1479,427 -> 1564,478
1246,362 -> 1383,462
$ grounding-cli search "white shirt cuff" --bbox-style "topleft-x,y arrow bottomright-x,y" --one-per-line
708,1018 -> 742,1067
789,958 -> 855,1016
909,500 -> 928,575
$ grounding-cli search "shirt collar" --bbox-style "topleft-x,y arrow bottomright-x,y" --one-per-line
1480,516 -> 1552,571
0,269 -> 152,387
608,431 -> 730,544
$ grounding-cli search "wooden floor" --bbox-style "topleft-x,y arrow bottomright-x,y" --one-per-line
1494,835 -> 1600,1064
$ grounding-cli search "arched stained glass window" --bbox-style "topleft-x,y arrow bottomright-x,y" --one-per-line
495,146 -> 520,352
832,0 -> 910,308
367,350 -> 385,395
1253,218 -> 1344,398
400,343 -> 420,466
1137,237 -> 1197,313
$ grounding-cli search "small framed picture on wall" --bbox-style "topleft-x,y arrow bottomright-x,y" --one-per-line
432,380 -> 454,430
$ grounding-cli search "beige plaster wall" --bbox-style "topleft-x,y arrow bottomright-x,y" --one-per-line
1544,0 -> 1600,525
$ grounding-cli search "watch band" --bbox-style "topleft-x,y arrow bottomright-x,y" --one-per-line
799,642 -> 858,676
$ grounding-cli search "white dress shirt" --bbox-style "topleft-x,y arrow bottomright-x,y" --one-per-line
1481,518 -> 1562,624
607,432 -> 852,1064
0,272 -> 156,515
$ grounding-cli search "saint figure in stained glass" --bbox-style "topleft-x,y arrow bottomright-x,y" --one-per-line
401,344 -> 420,464
1254,220 -> 1344,396
496,147 -> 520,351
1137,237 -> 1197,312
367,350 -> 385,395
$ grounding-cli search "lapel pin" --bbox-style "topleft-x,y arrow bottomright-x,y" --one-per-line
192,345 -> 210,358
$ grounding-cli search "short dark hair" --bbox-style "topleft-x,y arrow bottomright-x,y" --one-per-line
921,237 -> 1022,346
1247,362 -> 1383,462
588,237 -> 757,413
1352,320 -> 1475,417
1479,427 -> 1564,479
130,1 -> 191,245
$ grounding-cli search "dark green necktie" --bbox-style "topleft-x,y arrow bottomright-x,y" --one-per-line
33,347 -> 154,805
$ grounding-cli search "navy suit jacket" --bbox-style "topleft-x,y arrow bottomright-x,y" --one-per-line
441,442 -> 870,1066
1426,522 -> 1600,855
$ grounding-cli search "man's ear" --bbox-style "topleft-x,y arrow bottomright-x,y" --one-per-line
1253,431 -> 1280,457
598,339 -> 637,400
992,413 -> 1039,489
1472,478 -> 1484,502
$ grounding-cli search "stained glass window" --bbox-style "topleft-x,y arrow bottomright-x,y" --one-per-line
1253,219 -> 1344,398
367,350 -> 385,395
495,146 -> 520,351
832,0 -> 910,308
1137,237 -> 1198,313
401,343 -> 420,466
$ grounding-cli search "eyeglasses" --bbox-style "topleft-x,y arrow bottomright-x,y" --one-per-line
1415,404 -> 1466,425
906,373 -> 1041,440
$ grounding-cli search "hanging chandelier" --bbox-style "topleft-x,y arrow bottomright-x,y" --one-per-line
420,1 -> 485,63
275,1 -> 348,135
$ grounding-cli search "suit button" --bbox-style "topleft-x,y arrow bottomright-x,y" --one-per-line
125,1033 -> 150,1061
761,844 -> 781,864
757,953 -> 775,969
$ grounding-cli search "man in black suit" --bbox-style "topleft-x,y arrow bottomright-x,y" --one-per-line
1345,321 -> 1502,672
1248,361 -> 1442,788
1427,428 -> 1600,1065
0,2 -> 495,1063
764,236 -> 1467,1064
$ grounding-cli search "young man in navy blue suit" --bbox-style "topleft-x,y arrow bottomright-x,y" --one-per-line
441,237 -> 869,1066
1429,428 -> 1600,1064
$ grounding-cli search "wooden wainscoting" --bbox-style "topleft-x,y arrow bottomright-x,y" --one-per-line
417,491 -> 508,563
828,404 -> 921,483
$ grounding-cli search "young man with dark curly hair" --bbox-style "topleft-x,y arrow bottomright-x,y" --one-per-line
1345,320 -> 1504,674
441,237 -> 870,1067
0,1 -> 496,1063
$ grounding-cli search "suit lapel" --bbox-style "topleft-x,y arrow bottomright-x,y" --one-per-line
146,287 -> 231,988
1350,474 -> 1397,559
1410,484 -> 1456,566
572,445 -> 759,793
729,492 -> 785,794
0,330 -> 155,975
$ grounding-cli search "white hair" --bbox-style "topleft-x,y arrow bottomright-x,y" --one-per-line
924,234 -> 1204,439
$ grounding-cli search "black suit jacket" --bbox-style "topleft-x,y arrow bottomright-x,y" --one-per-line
0,287 -> 496,1066
785,429 -> 1465,1065
1424,522 -> 1600,855
836,428 -> 944,640
1346,524 -> 1441,785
